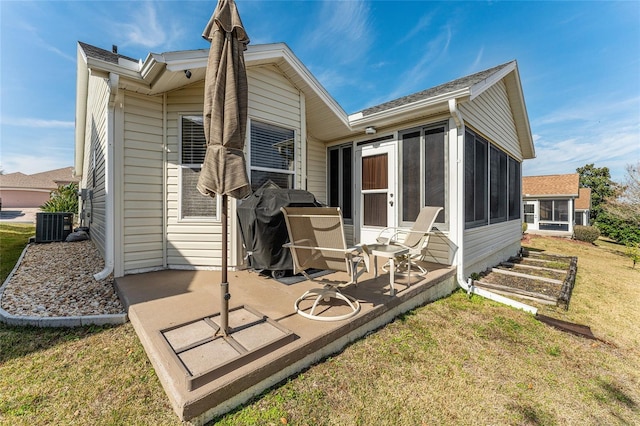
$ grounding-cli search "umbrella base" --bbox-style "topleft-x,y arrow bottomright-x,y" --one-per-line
160,305 -> 296,391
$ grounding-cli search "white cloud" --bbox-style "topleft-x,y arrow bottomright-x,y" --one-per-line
112,2 -> 183,50
2,117 -> 74,129
305,0 -> 372,65
385,24 -> 452,101
1,153 -> 73,176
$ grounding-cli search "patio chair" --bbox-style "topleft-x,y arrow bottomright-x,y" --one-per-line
281,206 -> 370,321
375,206 -> 443,276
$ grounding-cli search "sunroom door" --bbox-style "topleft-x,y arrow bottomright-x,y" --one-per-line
356,144 -> 396,243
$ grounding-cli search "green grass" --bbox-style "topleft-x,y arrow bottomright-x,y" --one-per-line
0,224 -> 35,282
1,229 -> 639,425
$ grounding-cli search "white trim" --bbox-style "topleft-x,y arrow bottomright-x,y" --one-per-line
177,113 -> 220,223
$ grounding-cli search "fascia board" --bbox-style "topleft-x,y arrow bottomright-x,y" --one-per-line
349,88 -> 470,128
86,57 -> 144,81
246,43 -> 351,129
468,61 -> 516,100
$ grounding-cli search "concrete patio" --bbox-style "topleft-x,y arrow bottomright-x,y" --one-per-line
115,262 -> 456,424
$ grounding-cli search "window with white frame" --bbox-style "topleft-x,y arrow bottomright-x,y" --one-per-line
180,115 -> 217,220
328,144 -> 353,221
250,120 -> 295,190
465,129 -> 522,229
400,125 -> 446,226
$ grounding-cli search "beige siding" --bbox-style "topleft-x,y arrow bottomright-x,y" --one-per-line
122,92 -> 165,272
248,66 -> 304,188
165,81 -> 222,267
459,81 -> 521,158
463,220 -> 522,275
305,136 -> 326,202
83,74 -> 110,258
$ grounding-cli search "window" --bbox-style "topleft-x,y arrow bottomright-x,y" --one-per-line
250,121 -> 295,191
490,146 -> 508,223
328,144 -> 353,221
180,115 -> 217,220
465,130 -> 488,228
508,157 -> 521,220
539,200 -> 569,222
524,204 -> 535,224
401,125 -> 446,225
465,129 -> 522,228
575,211 -> 583,226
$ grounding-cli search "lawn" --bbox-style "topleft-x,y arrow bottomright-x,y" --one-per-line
1,228 -> 638,425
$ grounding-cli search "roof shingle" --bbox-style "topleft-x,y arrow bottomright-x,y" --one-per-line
522,174 -> 580,197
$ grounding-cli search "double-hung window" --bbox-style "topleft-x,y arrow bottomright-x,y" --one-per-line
328,144 -> 353,221
250,120 -> 295,190
400,125 -> 446,226
179,115 -> 217,220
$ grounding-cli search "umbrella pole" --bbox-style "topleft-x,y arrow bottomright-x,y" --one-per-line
220,194 -> 230,335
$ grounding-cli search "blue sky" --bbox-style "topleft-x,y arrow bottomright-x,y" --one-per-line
1,0 -> 638,182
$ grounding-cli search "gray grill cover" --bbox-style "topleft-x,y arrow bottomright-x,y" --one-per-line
237,188 -> 321,272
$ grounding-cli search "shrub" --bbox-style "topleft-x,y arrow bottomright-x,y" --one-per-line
40,183 -> 79,214
626,244 -> 639,269
522,222 -> 528,234
574,225 -> 600,244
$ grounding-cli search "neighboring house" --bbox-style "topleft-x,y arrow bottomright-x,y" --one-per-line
522,173 -> 589,235
75,42 -> 534,282
574,187 -> 592,226
0,167 -> 77,208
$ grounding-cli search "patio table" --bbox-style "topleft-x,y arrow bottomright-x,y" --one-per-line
367,243 -> 410,296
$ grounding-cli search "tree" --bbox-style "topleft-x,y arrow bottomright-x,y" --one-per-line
576,163 -> 617,221
605,162 -> 640,222
600,162 -> 640,245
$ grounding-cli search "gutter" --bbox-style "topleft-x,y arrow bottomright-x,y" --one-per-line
449,99 -> 537,315
94,72 -> 118,280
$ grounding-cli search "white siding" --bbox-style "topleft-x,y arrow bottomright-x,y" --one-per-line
463,220 -> 522,275
165,81 -> 221,268
248,65 -> 304,188
83,74 -> 110,258
162,66 -> 304,268
306,136 -> 326,202
122,92 -> 165,273
459,81 -> 521,159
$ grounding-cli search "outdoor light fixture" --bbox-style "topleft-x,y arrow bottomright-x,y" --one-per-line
184,69 -> 192,79
365,126 -> 377,134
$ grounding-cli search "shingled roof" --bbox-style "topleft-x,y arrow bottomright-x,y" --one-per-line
0,167 -> 78,190
79,41 -> 138,64
360,61 -> 514,117
522,173 -> 580,197
575,187 -> 592,210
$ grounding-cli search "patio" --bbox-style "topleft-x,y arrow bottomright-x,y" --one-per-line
115,261 -> 456,423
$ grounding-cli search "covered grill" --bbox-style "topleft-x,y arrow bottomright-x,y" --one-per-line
237,187 -> 321,277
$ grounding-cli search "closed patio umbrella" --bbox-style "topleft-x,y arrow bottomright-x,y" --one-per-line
197,0 -> 251,335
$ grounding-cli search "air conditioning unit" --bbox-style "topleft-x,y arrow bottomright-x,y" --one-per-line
35,212 -> 74,243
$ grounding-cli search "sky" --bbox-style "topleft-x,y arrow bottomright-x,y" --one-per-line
1,0 -> 639,183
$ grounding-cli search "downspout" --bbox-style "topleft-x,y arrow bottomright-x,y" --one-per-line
449,99 -> 537,315
94,73 -> 118,280
162,93 -> 168,269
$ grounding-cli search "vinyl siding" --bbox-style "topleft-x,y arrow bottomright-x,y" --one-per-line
165,81 -> 220,268
122,92 -> 165,273
305,136 -> 326,203
162,65 -> 304,268
83,74 -> 110,258
249,65 -> 303,188
459,81 -> 521,159
463,220 -> 522,276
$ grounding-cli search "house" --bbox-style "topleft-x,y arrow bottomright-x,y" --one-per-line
74,41 -> 534,283
574,187 -> 592,226
0,167 -> 77,208
522,173 -> 590,235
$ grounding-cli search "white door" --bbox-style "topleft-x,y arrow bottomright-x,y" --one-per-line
356,144 -> 396,243
524,201 -> 537,229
